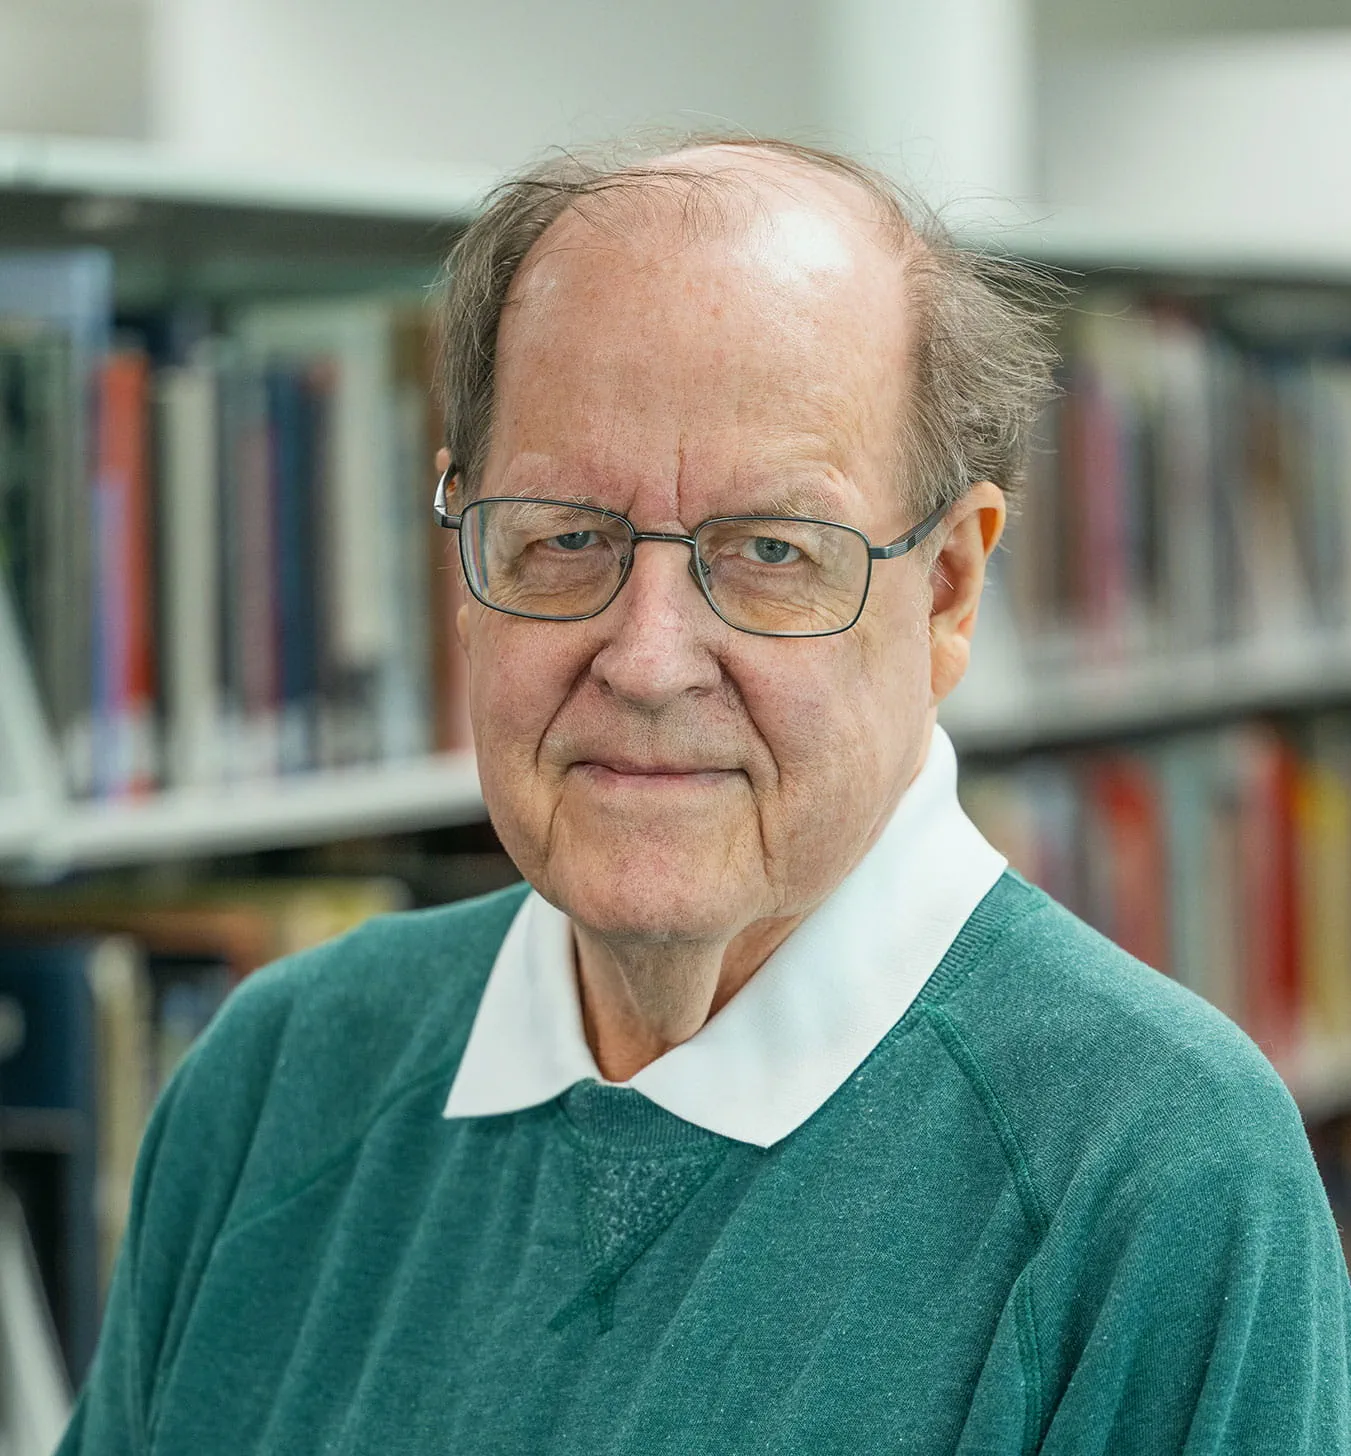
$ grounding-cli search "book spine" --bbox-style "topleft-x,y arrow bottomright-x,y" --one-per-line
159,361 -> 221,787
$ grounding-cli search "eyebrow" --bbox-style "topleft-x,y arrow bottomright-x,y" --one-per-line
497,482 -> 850,522
749,482 -> 849,520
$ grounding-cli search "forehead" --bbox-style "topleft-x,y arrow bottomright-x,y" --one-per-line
487,175 -> 913,497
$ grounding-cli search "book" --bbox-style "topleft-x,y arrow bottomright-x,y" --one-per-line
158,356 -> 222,787
0,255 -> 472,802
91,349 -> 157,799
0,250 -> 114,796
0,938 -> 104,1384
1007,288 -> 1351,666
0,1181 -> 72,1455
961,721 -> 1330,1090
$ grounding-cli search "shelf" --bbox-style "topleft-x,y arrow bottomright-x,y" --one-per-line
22,753 -> 483,875
981,207 -> 1351,284
0,133 -> 490,222
0,1107 -> 86,1155
5,625 -> 1351,874
6,134 -> 1351,282
943,624 -> 1351,756
0,800 -> 46,864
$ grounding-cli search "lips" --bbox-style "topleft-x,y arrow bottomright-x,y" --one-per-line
569,759 -> 742,789
579,758 -> 731,775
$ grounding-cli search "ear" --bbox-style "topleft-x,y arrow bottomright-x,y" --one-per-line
436,446 -> 451,477
928,482 -> 1006,704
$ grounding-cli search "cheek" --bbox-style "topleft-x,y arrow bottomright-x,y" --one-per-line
735,610 -> 930,852
465,618 -> 580,829
750,617 -> 926,770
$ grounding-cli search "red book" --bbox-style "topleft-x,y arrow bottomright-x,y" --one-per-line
93,350 -> 156,797
1237,728 -> 1302,1065
1088,755 -> 1170,976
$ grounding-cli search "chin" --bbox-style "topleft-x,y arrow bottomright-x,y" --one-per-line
547,856 -> 756,945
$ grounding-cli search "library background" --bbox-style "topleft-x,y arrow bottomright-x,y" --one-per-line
3,0 -> 1351,1443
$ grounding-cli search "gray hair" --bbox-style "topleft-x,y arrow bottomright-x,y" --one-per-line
431,134 -> 1063,523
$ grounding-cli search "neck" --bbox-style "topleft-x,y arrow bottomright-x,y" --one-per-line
573,914 -> 801,1082
572,716 -> 941,1082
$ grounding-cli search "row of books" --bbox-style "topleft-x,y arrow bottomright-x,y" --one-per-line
0,248 -> 471,802
1005,286 -> 1351,665
960,717 -> 1351,1087
0,874 -> 408,1385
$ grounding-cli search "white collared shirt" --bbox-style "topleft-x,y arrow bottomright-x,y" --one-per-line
444,724 -> 1006,1148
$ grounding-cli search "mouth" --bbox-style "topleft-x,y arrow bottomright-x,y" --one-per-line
571,760 -> 742,790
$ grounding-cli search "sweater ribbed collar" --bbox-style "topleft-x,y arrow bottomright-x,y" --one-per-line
443,724 -> 1005,1148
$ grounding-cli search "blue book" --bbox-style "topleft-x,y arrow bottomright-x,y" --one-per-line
267,365 -> 317,772
0,939 -> 100,1387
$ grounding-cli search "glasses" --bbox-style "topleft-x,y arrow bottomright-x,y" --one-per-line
432,470 -> 948,638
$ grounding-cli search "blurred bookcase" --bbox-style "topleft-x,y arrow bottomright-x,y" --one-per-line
4,137 -> 1351,1068
6,134 -> 1351,1380
942,254 -> 1351,1151
0,135 -> 488,880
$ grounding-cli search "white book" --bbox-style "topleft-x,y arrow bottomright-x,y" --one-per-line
0,565 -> 63,809
158,362 -> 222,787
87,939 -> 153,1300
0,1183 -> 71,1456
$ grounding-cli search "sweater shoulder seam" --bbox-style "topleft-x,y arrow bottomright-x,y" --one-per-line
212,1054 -> 465,1245
923,1001 -> 1049,1449
923,1002 -> 1050,1239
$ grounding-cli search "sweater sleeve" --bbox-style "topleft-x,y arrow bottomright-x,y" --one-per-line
1033,1089 -> 1351,1454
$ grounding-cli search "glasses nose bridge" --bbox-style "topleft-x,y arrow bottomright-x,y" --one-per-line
625,528 -> 708,589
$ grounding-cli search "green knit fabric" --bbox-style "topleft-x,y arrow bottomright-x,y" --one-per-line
59,872 -> 1351,1454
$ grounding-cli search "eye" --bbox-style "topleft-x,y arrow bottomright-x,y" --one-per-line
548,530 -> 600,552
740,536 -> 800,566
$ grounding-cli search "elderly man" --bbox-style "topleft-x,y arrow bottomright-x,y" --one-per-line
63,139 -> 1349,1454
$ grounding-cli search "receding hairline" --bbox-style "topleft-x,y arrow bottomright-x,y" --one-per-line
432,130 -> 1065,519
506,139 -> 925,287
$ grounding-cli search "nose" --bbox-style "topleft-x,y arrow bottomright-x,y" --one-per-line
588,539 -> 724,708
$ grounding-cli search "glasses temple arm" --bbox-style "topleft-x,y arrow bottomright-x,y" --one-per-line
433,468 -> 461,530
869,499 -> 949,560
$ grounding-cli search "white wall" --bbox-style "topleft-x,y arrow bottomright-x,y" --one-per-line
820,0 -> 1035,215
6,0 -> 1351,262
0,0 -> 148,138
1041,32 -> 1351,257
1036,0 -> 1350,46
150,0 -> 822,176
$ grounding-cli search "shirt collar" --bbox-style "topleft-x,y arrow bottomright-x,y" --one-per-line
443,724 -> 1006,1148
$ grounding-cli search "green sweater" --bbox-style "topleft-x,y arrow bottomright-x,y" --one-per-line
60,872 -> 1351,1454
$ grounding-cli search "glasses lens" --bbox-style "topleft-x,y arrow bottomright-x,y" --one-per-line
694,518 -> 870,635
461,499 -> 631,619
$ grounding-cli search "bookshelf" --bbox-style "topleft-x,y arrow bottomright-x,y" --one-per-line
0,133 -> 490,226
945,622 -> 1351,755
32,753 -> 483,873
7,136 -> 1351,1388
0,136 -> 490,880
0,146 -> 1350,856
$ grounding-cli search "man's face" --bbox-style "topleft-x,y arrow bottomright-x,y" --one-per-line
460,186 -> 938,944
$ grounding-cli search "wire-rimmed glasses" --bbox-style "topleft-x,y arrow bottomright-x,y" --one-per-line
433,470 -> 948,638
